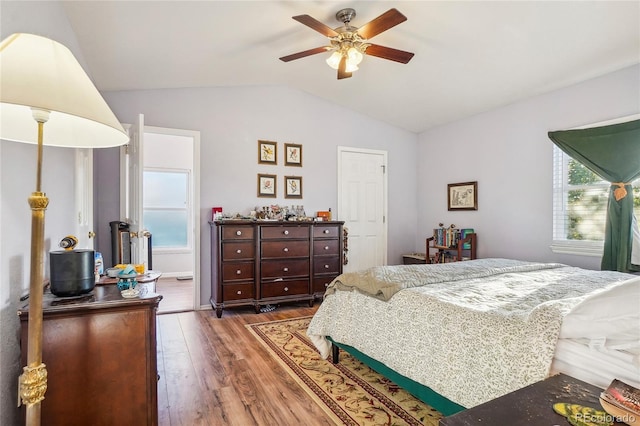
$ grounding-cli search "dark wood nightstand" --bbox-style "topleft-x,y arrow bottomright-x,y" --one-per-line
440,373 -> 624,426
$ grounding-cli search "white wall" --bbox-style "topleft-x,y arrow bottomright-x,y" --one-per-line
417,64 -> 640,270
98,85 -> 420,307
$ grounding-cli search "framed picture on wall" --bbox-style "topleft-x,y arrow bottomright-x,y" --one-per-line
258,173 -> 277,197
284,176 -> 302,198
258,140 -> 277,164
448,181 -> 478,211
284,143 -> 302,166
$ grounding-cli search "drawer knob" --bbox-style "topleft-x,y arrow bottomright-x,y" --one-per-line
283,247 -> 289,252
284,287 -> 289,292
323,229 -> 330,234
236,249 -> 242,254
237,290 -> 242,295
284,230 -> 289,235
324,246 -> 329,250
236,270 -> 241,275
283,267 -> 289,272
325,283 -> 329,287
324,264 -> 330,269
236,230 -> 242,236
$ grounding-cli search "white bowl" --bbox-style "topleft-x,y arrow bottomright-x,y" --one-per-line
106,268 -> 120,278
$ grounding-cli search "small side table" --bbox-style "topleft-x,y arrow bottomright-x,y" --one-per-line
402,253 -> 426,264
439,374 -> 625,426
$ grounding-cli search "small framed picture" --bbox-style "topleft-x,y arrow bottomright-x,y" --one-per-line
448,181 -> 478,211
258,174 -> 277,197
284,176 -> 302,198
258,140 -> 277,165
284,143 -> 302,167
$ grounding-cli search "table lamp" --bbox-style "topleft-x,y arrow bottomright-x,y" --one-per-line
0,33 -> 129,425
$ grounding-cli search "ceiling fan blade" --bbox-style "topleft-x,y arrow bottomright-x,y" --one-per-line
357,8 -> 407,40
337,56 -> 352,80
292,15 -> 339,38
279,46 -> 331,62
365,44 -> 414,64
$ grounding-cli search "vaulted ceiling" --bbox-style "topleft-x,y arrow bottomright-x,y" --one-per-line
61,1 -> 640,133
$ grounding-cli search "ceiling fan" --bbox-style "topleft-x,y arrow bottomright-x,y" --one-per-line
279,8 -> 414,80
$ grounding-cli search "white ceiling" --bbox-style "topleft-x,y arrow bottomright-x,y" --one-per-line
61,1 -> 640,134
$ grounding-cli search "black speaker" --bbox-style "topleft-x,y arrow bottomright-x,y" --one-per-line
49,249 -> 95,297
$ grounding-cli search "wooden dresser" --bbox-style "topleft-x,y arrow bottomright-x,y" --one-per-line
18,285 -> 162,425
210,220 -> 344,317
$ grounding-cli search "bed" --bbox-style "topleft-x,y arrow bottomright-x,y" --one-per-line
306,258 -> 640,415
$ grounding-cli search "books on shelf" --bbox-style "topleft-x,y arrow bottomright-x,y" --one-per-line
599,379 -> 640,424
432,226 -> 475,249
433,226 -> 460,248
461,228 -> 474,249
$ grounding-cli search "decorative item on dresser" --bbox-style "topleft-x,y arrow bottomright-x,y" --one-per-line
210,220 -> 344,318
18,285 -> 162,425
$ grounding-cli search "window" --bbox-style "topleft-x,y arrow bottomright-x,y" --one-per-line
143,170 -> 190,249
552,146 -> 640,256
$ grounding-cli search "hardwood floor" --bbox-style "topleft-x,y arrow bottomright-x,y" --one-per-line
156,277 -> 194,314
156,303 -> 336,425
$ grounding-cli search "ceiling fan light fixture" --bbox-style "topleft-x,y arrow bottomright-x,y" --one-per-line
347,47 -> 364,65
326,51 -> 342,69
344,60 -> 359,73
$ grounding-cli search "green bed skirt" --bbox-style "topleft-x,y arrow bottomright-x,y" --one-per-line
328,337 -> 466,416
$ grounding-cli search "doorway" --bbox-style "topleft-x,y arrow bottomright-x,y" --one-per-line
121,118 -> 200,313
337,146 -> 388,272
143,127 -> 199,313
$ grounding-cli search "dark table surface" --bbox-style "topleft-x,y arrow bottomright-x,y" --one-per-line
440,373 -> 624,426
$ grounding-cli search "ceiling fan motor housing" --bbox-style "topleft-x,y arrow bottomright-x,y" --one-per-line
336,8 -> 356,25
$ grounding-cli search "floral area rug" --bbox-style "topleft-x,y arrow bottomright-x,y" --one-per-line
246,316 -> 442,426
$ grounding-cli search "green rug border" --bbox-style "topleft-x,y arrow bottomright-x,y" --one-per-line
328,337 -> 466,417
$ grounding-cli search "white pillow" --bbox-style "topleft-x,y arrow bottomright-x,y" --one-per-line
559,276 -> 640,343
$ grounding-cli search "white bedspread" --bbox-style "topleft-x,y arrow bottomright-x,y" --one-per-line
307,258 -> 635,408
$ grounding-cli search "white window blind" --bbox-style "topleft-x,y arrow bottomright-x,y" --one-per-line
552,146 -> 640,256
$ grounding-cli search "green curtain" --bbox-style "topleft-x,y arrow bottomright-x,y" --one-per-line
548,119 -> 640,272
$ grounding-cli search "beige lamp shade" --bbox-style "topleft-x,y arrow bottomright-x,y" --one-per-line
0,33 -> 128,148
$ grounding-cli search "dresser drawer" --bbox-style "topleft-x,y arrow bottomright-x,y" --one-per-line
313,225 -> 339,239
261,259 -> 309,279
313,275 -> 338,293
222,283 -> 254,301
313,256 -> 341,275
221,225 -> 254,240
261,226 -> 309,240
261,279 -> 309,298
222,262 -> 254,282
313,239 -> 339,256
222,241 -> 255,260
261,240 -> 309,258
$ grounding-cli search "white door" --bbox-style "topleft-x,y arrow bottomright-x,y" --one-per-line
120,113 -> 148,266
337,147 -> 387,272
75,148 -> 94,249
